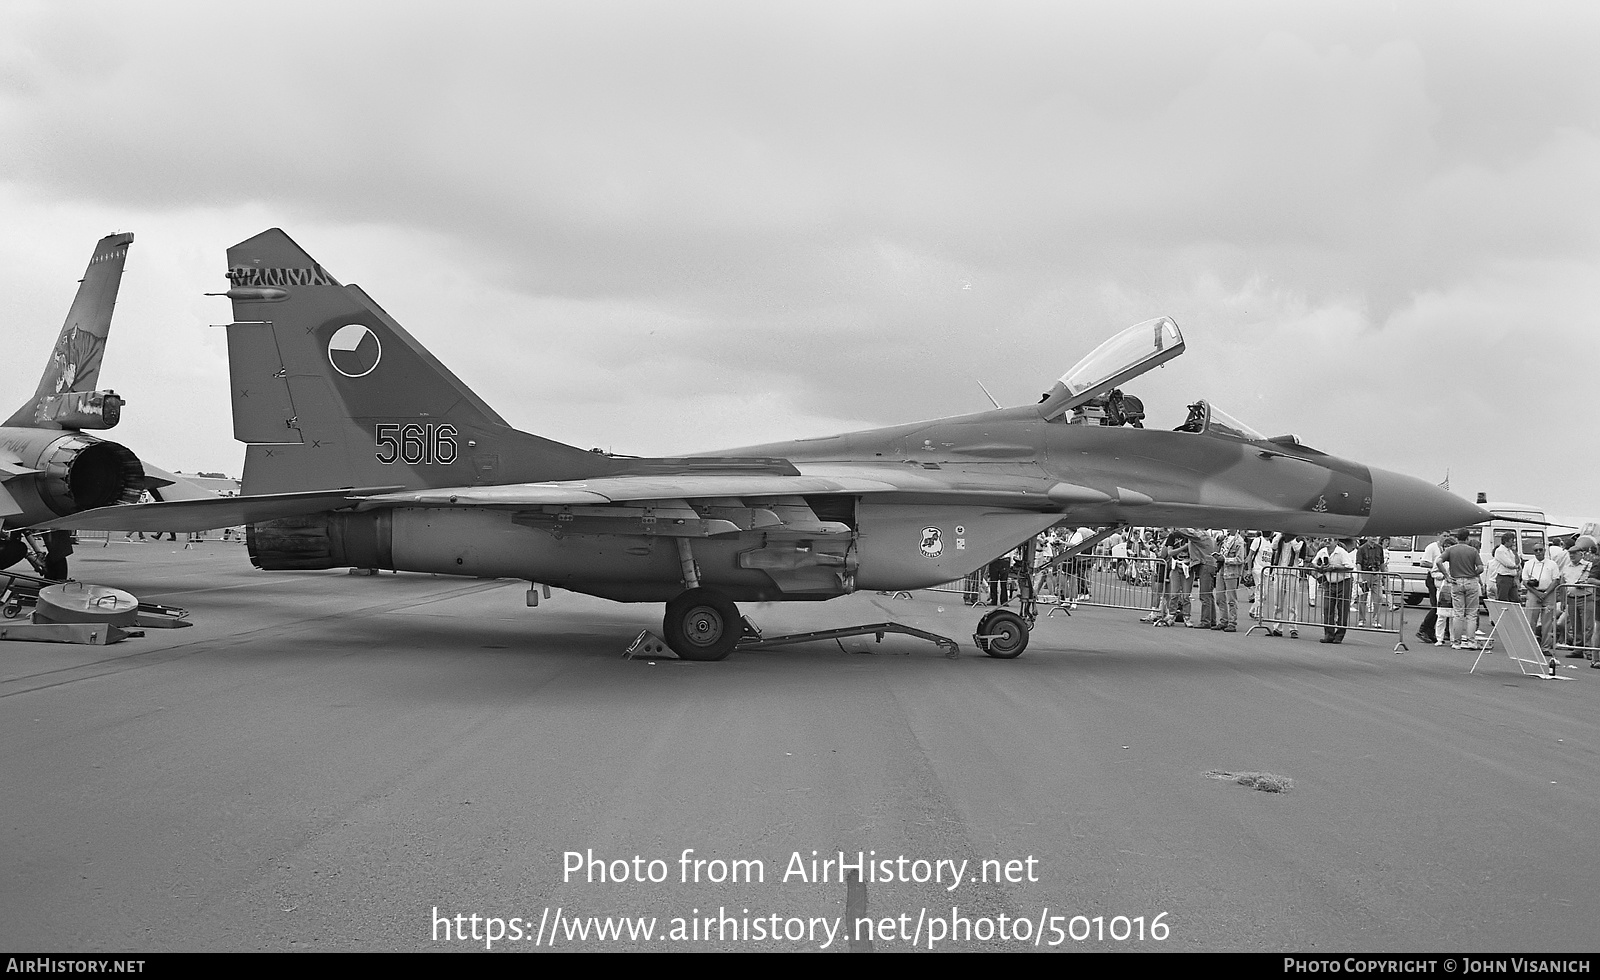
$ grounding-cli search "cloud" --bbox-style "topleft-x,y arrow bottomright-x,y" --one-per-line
1,0 -> 1595,514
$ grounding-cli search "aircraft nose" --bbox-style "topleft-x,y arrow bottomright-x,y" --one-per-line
1364,467 -> 1493,536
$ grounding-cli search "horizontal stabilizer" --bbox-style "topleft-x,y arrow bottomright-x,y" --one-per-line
30,486 -> 403,533
0,458 -> 43,480
139,463 -> 224,502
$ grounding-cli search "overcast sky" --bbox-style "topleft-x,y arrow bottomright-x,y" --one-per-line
3,1 -> 1596,523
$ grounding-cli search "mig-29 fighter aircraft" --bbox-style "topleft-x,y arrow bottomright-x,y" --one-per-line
39,229 -> 1491,659
2,233 -> 213,574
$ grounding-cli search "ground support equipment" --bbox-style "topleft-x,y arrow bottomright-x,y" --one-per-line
0,570 -> 190,644
735,617 -> 960,658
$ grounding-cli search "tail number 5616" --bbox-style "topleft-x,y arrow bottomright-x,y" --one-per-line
376,423 -> 459,465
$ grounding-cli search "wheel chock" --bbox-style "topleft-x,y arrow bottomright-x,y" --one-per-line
623,630 -> 678,660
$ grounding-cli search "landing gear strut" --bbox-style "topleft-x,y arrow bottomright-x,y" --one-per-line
663,588 -> 742,661
974,536 -> 1038,658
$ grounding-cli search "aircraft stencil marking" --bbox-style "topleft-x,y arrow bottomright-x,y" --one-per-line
328,324 -> 382,377
228,265 -> 336,287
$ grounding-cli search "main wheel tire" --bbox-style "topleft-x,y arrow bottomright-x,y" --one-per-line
663,588 -> 742,661
975,609 -> 1029,659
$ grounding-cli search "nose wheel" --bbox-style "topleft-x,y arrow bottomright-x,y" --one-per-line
974,609 -> 1030,658
664,588 -> 742,661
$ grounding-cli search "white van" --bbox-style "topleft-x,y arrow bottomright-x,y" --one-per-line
1384,501 -> 1548,604
1385,533 -> 1442,605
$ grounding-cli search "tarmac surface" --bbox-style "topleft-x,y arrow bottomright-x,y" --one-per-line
2,541 -> 1597,952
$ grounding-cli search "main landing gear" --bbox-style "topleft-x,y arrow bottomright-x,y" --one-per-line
663,588 -> 743,661
659,541 -> 1054,661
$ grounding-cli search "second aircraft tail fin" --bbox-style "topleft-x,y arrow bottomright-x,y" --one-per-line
4,233 -> 134,428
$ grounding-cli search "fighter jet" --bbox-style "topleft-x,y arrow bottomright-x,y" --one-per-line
1,234 -> 215,573
41,229 -> 1491,658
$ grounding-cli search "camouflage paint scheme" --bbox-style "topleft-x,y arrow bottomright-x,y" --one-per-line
42,230 -> 1491,649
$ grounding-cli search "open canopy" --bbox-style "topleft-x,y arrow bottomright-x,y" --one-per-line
1038,316 -> 1184,420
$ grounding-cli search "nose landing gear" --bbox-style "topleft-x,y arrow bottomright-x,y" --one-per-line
974,608 -> 1029,658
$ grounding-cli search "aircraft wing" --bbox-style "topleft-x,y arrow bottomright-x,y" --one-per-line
352,464 -> 1083,510
139,463 -> 225,502
23,457 -> 1423,537
358,471 -> 906,507
28,463 -> 1073,534
29,486 -> 404,532
29,460 -> 1242,535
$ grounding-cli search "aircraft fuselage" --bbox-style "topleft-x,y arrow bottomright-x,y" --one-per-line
247,405 -> 1482,604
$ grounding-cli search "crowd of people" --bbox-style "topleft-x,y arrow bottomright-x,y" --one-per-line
1127,528 -> 1376,643
980,525 -> 1600,659
1410,530 -> 1599,665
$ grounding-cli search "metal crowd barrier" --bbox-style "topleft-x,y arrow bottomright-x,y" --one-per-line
66,529 -> 246,546
922,555 -> 1164,610
1031,555 -> 1209,616
933,557 -> 1294,618
1556,583 -> 1599,663
926,559 -> 1452,651
1046,556 -> 1166,611
1242,564 -> 1418,645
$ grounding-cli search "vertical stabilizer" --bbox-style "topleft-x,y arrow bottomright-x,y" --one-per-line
5,233 -> 134,428
222,229 -> 617,495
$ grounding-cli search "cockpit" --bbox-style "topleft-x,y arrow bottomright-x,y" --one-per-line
1168,400 -> 1267,440
1039,316 -> 1267,441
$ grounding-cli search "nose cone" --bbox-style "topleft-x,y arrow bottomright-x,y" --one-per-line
1365,467 -> 1493,536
